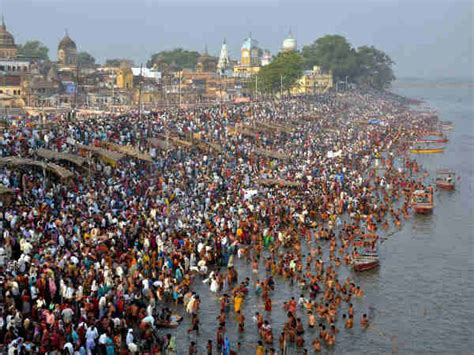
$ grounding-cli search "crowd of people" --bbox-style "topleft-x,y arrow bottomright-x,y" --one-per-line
0,90 -> 440,354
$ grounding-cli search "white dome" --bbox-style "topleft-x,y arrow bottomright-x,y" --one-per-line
282,36 -> 297,52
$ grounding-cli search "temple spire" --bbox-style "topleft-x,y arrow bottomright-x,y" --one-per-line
217,38 -> 231,75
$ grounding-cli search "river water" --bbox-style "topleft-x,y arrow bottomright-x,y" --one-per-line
163,80 -> 474,354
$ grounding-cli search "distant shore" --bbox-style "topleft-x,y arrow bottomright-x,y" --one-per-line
393,78 -> 473,89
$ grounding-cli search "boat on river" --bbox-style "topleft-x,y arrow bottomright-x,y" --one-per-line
353,252 -> 380,271
435,169 -> 456,190
425,131 -> 445,137
410,146 -> 445,154
440,121 -> 454,130
352,240 -> 379,271
415,137 -> 448,144
413,188 -> 434,214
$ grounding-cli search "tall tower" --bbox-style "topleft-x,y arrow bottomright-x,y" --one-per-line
217,39 -> 231,75
241,33 -> 260,67
0,16 -> 17,59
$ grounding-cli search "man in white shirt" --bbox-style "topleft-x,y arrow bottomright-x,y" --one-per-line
85,324 -> 98,354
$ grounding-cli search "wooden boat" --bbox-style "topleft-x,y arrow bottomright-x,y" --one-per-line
413,188 -> 434,214
415,138 -> 448,144
440,121 -> 454,130
410,147 -> 445,154
435,169 -> 456,190
352,241 -> 379,271
353,253 -> 380,271
426,131 -> 444,137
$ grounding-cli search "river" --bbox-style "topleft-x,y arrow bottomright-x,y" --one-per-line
162,79 -> 474,354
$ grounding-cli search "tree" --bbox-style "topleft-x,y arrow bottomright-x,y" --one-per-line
147,48 -> 200,70
301,34 -> 396,89
301,35 -> 358,81
355,46 -> 395,89
258,51 -> 304,94
77,52 -> 96,67
17,40 -> 49,60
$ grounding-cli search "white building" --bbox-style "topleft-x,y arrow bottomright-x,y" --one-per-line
131,67 -> 161,82
281,30 -> 297,52
217,39 -> 231,75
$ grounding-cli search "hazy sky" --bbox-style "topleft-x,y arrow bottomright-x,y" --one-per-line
3,0 -> 473,78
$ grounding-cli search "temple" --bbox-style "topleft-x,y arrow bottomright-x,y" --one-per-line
233,34 -> 261,77
217,39 -> 231,76
0,16 -> 17,59
281,30 -> 297,53
57,30 -> 77,68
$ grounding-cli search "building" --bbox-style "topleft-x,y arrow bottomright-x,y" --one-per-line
195,48 -> 218,73
0,93 -> 23,114
58,31 -> 77,67
131,67 -> 161,82
22,76 -> 59,107
86,91 -> 115,108
0,17 -> 17,59
217,39 -> 232,75
47,64 -> 59,82
233,34 -> 261,77
0,60 -> 31,74
0,74 -> 24,110
132,67 -> 161,105
241,35 -> 260,66
133,88 -> 161,106
0,75 -> 22,96
281,31 -> 297,52
0,15 -> 37,110
0,16 -> 26,108
291,66 -> 333,95
175,69 -> 238,103
116,63 -> 133,89
95,66 -> 120,89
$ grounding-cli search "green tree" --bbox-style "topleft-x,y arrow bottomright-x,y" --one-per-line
301,35 -> 358,81
258,51 -> 304,94
17,40 -> 49,60
355,46 -> 395,89
147,48 -> 200,70
77,51 -> 96,67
